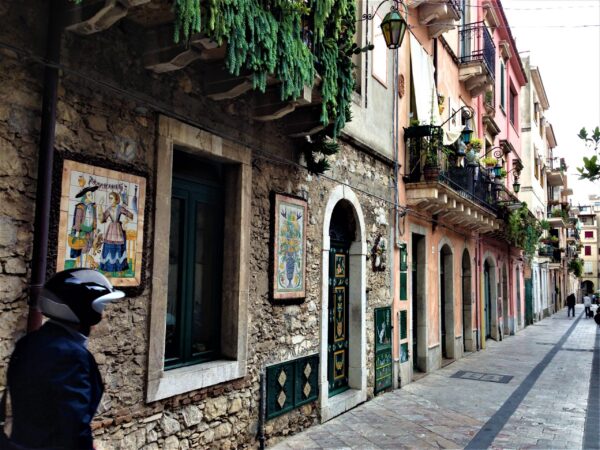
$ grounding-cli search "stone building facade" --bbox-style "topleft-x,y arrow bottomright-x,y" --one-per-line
0,2 -> 396,448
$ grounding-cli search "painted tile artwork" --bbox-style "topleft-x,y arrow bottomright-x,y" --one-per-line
57,160 -> 146,286
272,193 -> 307,301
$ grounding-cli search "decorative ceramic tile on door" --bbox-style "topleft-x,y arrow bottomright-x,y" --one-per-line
328,241 -> 349,396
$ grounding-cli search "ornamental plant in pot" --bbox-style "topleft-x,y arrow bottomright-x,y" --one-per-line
423,150 -> 440,180
481,156 -> 497,168
465,137 -> 482,166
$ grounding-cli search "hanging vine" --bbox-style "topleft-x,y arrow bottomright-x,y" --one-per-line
507,203 -> 542,260
70,0 -> 357,173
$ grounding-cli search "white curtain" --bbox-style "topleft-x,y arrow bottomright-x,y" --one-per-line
410,34 -> 441,126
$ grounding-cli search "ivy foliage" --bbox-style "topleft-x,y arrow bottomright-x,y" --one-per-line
301,131 -> 340,174
205,0 -> 356,141
507,203 -> 542,260
568,258 -> 583,278
70,0 -> 356,173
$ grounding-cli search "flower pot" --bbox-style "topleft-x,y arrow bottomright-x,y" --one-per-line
423,165 -> 440,181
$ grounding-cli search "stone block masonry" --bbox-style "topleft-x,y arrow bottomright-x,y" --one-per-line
0,2 -> 396,448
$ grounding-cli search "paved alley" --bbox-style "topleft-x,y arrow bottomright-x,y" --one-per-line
271,306 -> 600,449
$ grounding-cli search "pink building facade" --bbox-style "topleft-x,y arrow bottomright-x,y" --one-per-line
393,0 -> 528,385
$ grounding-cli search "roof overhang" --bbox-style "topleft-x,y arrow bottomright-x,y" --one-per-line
546,123 -> 557,148
531,67 -> 550,110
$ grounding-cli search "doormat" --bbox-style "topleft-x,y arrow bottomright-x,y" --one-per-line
450,370 -> 513,384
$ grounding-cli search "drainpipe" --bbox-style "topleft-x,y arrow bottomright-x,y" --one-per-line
257,371 -> 266,450
27,0 -> 61,332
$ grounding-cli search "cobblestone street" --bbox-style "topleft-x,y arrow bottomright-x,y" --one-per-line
271,306 -> 600,449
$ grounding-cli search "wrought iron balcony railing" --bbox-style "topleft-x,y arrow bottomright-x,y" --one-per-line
459,22 -> 496,79
404,125 -> 499,214
447,0 -> 463,15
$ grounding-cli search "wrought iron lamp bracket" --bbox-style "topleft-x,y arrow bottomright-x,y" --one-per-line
439,105 -> 474,128
360,0 -> 409,22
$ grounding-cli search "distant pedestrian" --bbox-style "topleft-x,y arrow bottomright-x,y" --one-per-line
583,294 -> 592,318
566,293 -> 576,318
594,308 -> 600,327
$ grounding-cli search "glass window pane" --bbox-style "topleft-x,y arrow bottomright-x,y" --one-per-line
191,201 -> 221,356
165,197 -> 184,362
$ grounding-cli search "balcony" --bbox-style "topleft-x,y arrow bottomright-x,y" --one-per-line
403,125 -> 501,233
459,22 -> 496,97
546,168 -> 565,186
409,0 -> 462,38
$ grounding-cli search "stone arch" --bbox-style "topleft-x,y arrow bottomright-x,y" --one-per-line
582,280 -> 595,295
319,185 -> 367,422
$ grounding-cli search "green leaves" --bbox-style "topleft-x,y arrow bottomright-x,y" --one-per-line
577,155 -> 600,181
173,0 -> 201,43
577,126 -> 600,181
507,203 -> 542,260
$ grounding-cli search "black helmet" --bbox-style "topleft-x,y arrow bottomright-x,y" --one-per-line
39,269 -> 125,326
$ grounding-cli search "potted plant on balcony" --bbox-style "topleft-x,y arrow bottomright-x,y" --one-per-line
465,138 -> 482,166
481,156 -> 497,168
438,94 -> 445,115
422,130 -> 443,181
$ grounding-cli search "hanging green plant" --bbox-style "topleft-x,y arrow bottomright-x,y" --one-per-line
70,0 -> 356,173
507,203 -> 542,260
301,132 -> 340,174
173,0 -> 202,43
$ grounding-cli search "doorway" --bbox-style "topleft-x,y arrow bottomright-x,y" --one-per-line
484,261 -> 492,339
462,250 -> 472,352
411,233 -> 426,373
516,267 -> 522,329
327,202 -> 356,396
440,245 -> 454,360
502,264 -> 509,337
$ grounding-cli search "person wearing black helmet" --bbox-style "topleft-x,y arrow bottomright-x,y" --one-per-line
3,269 -> 124,449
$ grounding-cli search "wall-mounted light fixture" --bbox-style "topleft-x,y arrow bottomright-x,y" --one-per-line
361,0 -> 409,50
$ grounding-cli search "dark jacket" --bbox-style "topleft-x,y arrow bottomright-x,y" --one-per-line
566,294 -> 576,307
7,321 -> 103,449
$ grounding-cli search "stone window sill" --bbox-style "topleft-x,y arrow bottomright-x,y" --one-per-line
146,360 -> 246,402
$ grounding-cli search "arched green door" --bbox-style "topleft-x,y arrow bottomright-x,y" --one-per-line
328,240 -> 350,396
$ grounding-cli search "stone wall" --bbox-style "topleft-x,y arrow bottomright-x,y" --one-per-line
0,2 -> 395,448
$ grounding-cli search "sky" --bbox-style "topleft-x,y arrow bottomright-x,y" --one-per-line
501,0 -> 600,207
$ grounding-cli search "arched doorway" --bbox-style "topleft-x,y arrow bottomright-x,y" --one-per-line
328,201 -> 356,396
582,280 -> 595,295
462,250 -> 473,352
502,264 -> 509,338
483,256 -> 499,341
440,245 -> 454,361
319,186 -> 367,422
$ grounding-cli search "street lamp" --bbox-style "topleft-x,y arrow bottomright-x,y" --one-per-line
513,178 -> 521,193
461,120 -> 473,145
380,9 -> 408,49
362,1 -> 409,50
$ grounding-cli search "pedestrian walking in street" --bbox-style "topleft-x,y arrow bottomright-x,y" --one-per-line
595,308 -> 600,327
1,269 -> 125,449
583,294 -> 592,318
566,292 -> 576,318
